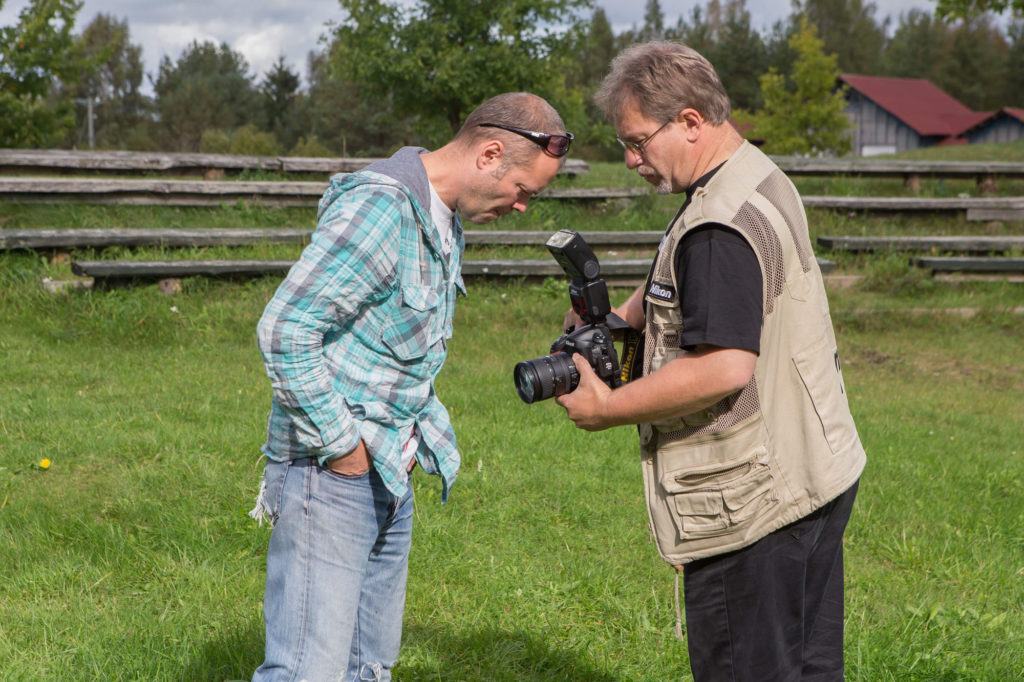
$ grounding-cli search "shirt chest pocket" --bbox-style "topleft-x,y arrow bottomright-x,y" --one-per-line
381,283 -> 444,361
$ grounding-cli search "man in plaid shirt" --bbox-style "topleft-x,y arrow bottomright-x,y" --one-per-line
250,92 -> 573,682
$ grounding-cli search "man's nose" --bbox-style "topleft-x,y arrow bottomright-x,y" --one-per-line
624,147 -> 643,169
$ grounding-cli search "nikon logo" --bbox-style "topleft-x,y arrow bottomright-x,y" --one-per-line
647,281 -> 675,302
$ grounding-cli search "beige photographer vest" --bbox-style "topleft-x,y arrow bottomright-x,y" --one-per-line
640,141 -> 866,566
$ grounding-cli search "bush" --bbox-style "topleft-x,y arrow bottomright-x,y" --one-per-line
288,135 -> 334,157
199,125 -> 283,156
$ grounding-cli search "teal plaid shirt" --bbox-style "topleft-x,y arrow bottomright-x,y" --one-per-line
258,149 -> 465,501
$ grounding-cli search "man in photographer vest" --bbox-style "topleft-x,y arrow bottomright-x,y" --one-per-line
556,42 -> 865,681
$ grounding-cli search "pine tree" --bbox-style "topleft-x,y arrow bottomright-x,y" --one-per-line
752,18 -> 851,156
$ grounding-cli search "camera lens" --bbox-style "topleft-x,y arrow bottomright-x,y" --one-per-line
514,352 -> 579,404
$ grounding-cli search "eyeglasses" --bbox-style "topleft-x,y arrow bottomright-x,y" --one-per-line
616,120 -> 672,156
479,123 -> 574,158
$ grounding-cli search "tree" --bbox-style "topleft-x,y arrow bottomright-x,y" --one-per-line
576,6 -> 616,88
297,44 -> 411,157
1007,19 -> 1024,105
639,0 -> 665,42
668,5 -> 716,54
752,18 -> 851,156
665,1 -> 767,112
792,0 -> 888,74
707,1 -> 767,111
935,0 -> 1024,19
934,15 -> 1008,110
152,40 -> 257,151
330,0 -> 590,141
883,9 -> 950,81
0,0 -> 85,147
65,13 -> 147,149
259,56 -> 301,148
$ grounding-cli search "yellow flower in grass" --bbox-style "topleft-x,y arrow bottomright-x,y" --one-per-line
39,459 -> 51,470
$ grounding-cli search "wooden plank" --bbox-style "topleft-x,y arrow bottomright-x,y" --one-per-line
817,235 -> 1024,253
773,156 -> 1024,178
538,187 -> 648,200
0,227 -> 312,250
0,148 -> 589,176
6,176 -> 1021,214
802,195 -> 1024,213
966,207 -> 1024,222
464,230 -> 663,246
71,259 -> 297,278
912,257 -> 1024,273
12,149 -> 1024,180
2,228 -> 664,251
71,256 -> 836,281
0,178 -> 629,206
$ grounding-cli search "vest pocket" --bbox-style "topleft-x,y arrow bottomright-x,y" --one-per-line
660,445 -> 775,540
792,334 -> 859,456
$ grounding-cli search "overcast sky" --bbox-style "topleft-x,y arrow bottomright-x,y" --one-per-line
1,0 -> 953,90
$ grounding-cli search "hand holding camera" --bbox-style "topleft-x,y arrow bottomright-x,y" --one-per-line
514,230 -> 634,404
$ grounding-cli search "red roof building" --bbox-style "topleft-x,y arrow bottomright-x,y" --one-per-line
966,107 -> 1024,145
838,74 -> 1013,156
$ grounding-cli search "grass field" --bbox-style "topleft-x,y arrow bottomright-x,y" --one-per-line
1,150 -> 1023,680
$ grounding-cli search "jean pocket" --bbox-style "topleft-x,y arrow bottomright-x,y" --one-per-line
262,460 -> 290,523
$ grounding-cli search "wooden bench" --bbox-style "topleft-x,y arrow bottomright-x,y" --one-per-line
70,256 -> 836,285
68,258 -> 655,283
773,157 -> 1024,194
0,148 -> 590,177
818,235 -> 1024,253
801,195 -> 1024,221
0,178 -> 638,207
911,257 -> 1024,273
1,228 -> 665,251
3,177 -> 1021,219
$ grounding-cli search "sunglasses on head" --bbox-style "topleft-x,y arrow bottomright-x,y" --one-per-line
479,123 -> 574,158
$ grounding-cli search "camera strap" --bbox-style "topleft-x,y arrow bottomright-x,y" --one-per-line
619,327 -> 644,384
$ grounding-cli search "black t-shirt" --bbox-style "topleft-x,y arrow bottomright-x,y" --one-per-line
651,163 -> 763,354
674,225 -> 762,353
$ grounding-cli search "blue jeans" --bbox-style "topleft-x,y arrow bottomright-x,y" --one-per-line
252,457 -> 414,682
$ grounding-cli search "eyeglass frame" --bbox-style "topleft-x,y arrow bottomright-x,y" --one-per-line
616,119 -> 673,156
478,123 -> 574,158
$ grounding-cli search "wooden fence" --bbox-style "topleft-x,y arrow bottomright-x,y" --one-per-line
1,177 -> 1021,220
0,177 -> 646,207
0,148 -> 590,177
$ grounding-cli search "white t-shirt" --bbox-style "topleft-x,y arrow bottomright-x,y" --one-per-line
428,181 -> 454,257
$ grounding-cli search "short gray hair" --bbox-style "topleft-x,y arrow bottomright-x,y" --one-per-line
595,42 -> 731,127
456,92 -> 567,169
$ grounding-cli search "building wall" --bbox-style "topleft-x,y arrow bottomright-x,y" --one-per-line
845,91 -> 924,156
968,116 -> 1024,144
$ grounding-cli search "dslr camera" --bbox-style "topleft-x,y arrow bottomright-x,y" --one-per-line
514,230 -> 632,404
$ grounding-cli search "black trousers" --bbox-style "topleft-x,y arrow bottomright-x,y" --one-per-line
683,480 -> 860,682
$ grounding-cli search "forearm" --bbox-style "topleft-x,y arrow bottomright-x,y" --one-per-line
581,347 -> 756,429
613,285 -> 646,330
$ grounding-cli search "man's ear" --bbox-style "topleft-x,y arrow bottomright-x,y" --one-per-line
477,140 -> 504,170
678,108 -> 704,143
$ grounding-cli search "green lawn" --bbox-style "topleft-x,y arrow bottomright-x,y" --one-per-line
1,255 -> 1022,680
1,146 -> 1023,680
